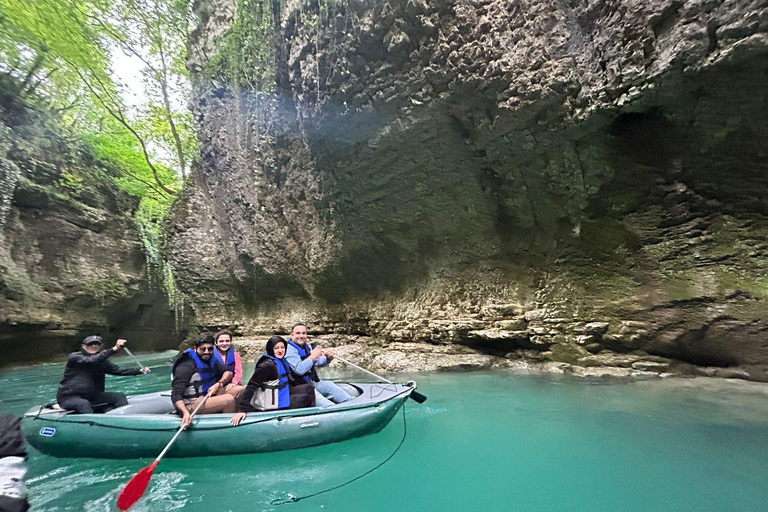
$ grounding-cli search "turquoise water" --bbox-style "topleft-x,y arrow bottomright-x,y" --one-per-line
2,352 -> 768,511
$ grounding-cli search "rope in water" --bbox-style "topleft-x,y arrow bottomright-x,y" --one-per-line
271,402 -> 408,506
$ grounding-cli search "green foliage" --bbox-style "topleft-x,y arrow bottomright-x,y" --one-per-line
204,0 -> 277,90
82,117 -> 180,302
111,0 -> 197,177
1,0 -> 193,184
0,0 -> 113,108
202,0 -> 351,91
1,0 -> 194,311
56,172 -> 85,194
82,119 -> 179,200
134,196 -> 186,322
139,104 -> 198,175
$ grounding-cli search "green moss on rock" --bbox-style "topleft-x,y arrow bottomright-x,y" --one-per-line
81,270 -> 128,305
549,337 -> 588,365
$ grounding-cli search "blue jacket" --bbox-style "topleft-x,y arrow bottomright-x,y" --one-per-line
171,349 -> 219,401
255,354 -> 291,409
213,347 -> 235,374
286,340 -> 325,383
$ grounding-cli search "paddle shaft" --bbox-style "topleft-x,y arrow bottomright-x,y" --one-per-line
121,347 -> 145,370
333,356 -> 426,403
116,394 -> 212,510
156,394 -> 209,462
334,356 -> 395,384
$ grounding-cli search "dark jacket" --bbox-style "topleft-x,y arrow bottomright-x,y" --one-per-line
170,353 -> 228,404
0,415 -> 28,512
239,358 -> 315,412
56,349 -> 140,401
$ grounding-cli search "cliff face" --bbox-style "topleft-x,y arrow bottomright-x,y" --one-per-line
173,0 -> 768,379
0,86 -> 183,364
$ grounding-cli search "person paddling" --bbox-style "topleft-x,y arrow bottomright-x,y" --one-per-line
56,336 -> 150,414
213,330 -> 243,389
232,336 -> 315,426
171,334 -> 245,427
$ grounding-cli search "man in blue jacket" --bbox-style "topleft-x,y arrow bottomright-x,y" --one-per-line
56,336 -> 150,414
171,334 -> 244,427
285,323 -> 352,407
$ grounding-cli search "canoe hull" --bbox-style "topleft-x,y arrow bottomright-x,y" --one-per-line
22,383 -> 413,459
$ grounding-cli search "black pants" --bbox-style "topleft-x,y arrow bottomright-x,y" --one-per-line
58,392 -> 128,414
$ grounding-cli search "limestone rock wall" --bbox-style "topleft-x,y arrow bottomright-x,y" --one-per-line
0,86 -> 184,364
172,0 -> 768,379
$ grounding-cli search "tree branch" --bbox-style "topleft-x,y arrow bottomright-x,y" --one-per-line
26,65 -> 58,97
17,51 -> 46,97
73,67 -> 175,197
155,15 -> 187,178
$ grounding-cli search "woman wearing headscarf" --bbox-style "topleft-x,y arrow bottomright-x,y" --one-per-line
231,336 -> 315,426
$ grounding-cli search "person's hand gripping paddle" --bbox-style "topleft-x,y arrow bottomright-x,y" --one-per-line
116,394 -> 210,510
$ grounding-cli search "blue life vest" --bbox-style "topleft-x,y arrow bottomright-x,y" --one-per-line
213,347 -> 235,374
255,354 -> 291,409
287,340 -> 319,383
172,348 -> 217,399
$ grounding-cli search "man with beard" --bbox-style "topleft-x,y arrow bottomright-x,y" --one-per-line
171,334 -> 245,427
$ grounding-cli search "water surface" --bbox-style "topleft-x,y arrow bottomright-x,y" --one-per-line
2,352 -> 768,511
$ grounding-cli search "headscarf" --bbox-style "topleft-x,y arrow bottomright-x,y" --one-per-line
265,335 -> 286,358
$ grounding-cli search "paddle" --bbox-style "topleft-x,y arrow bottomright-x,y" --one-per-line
333,355 -> 427,404
116,394 -> 210,510
122,347 -> 146,371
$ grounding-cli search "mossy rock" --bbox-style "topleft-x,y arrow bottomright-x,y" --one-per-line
549,339 -> 589,365
579,218 -> 640,262
81,270 -> 128,305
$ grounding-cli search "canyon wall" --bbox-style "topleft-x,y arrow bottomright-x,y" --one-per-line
0,84 -> 184,364
171,0 -> 768,379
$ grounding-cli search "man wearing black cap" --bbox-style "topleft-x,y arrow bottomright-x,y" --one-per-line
56,336 -> 150,414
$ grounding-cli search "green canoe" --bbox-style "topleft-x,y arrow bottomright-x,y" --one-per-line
22,382 -> 416,459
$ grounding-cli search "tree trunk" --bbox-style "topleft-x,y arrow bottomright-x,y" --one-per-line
156,27 -> 187,179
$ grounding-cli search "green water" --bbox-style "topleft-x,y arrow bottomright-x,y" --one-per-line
2,352 -> 768,511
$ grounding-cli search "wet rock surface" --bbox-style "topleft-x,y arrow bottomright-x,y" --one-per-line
173,0 -> 768,380
0,87 -> 183,364
233,333 -> 720,380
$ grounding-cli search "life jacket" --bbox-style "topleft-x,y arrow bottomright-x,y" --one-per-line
287,340 -> 320,383
213,347 -> 235,374
248,355 -> 291,411
172,349 -> 217,400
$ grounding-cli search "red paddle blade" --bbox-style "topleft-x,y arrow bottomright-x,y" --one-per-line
116,461 -> 158,511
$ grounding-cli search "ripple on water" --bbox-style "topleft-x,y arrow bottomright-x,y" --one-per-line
30,467 -> 130,509
84,472 -> 189,512
9,368 -> 768,512
401,404 -> 447,419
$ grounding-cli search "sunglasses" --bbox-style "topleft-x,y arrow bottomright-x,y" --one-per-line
198,347 -> 214,353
